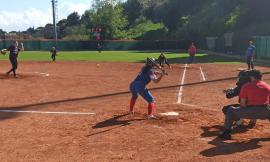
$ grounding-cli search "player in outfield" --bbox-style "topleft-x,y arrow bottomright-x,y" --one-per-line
188,42 -> 197,64
97,43 -> 102,53
50,46 -> 57,62
246,40 -> 256,70
3,41 -> 24,78
157,52 -> 171,68
129,58 -> 166,119
219,70 -> 270,140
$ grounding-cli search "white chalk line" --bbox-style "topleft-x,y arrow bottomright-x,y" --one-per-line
24,72 -> 50,77
0,110 -> 95,115
177,64 -> 188,104
179,103 -> 204,109
199,66 -> 206,81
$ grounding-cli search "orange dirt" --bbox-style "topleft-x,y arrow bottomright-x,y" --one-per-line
0,61 -> 270,162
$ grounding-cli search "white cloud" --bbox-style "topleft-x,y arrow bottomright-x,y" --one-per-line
0,8 -> 51,32
0,1 -> 91,32
59,1 -> 91,17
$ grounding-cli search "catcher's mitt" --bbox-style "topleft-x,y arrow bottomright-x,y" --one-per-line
225,87 -> 240,99
225,70 -> 251,99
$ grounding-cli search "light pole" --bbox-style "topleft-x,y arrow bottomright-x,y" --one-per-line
51,0 -> 58,48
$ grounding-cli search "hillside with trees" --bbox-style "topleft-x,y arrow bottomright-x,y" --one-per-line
1,0 -> 270,42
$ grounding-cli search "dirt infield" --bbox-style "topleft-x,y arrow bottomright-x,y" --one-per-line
1,61 -> 270,162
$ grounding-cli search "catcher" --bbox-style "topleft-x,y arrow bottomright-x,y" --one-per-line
219,70 -> 270,140
157,52 -> 171,68
2,41 -> 24,78
222,70 -> 256,127
129,58 -> 167,119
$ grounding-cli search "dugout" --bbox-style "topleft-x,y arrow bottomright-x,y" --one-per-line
253,36 -> 270,59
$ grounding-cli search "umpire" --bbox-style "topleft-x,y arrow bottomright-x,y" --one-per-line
219,70 -> 270,140
6,41 -> 23,78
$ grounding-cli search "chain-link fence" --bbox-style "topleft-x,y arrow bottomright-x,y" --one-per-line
0,40 -> 191,51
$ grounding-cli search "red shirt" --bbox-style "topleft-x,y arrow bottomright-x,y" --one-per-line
188,45 -> 197,55
239,80 -> 270,106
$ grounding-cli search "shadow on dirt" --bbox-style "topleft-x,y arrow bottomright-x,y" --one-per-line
93,114 -> 144,129
200,125 -> 270,157
200,125 -> 250,138
0,113 -> 17,120
200,137 -> 270,157
0,72 -> 269,120
87,114 -> 145,137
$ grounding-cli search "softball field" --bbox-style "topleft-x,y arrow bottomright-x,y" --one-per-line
0,53 -> 270,161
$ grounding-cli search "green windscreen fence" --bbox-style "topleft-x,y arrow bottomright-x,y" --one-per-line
0,40 -> 188,51
254,36 -> 270,59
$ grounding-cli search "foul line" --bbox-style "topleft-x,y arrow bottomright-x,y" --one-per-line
0,110 -> 95,115
180,103 -> 204,109
177,64 -> 188,104
25,72 -> 50,77
199,66 -> 206,81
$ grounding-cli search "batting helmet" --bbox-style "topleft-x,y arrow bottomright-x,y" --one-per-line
146,57 -> 156,67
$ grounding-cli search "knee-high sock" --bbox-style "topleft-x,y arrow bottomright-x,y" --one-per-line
148,103 -> 155,115
129,98 -> 137,112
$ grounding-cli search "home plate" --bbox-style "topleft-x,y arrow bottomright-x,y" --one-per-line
159,112 -> 179,116
237,68 -> 247,71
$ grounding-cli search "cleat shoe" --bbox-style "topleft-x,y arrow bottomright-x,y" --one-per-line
128,111 -> 134,115
218,130 -> 232,140
235,119 -> 244,126
147,115 -> 157,120
248,119 -> 256,128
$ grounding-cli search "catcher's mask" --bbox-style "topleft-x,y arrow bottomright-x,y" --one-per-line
248,70 -> 262,80
146,57 -> 156,67
238,70 -> 249,78
237,70 -> 251,84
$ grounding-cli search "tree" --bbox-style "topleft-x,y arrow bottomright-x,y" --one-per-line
127,16 -> 167,39
63,25 -> 89,40
80,10 -> 93,26
0,29 -> 6,36
44,24 -> 54,39
26,27 -> 35,35
57,19 -> 68,38
67,12 -> 80,26
123,0 -> 143,25
91,3 -> 128,39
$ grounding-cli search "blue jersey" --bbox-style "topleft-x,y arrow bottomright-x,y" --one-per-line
246,45 -> 255,57
133,66 -> 156,87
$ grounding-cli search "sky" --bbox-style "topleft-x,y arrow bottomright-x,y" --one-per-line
0,0 -> 92,32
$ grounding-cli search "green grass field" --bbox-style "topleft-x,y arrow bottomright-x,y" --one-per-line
0,51 -> 244,64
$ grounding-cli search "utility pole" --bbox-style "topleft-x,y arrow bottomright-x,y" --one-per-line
51,0 -> 58,48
